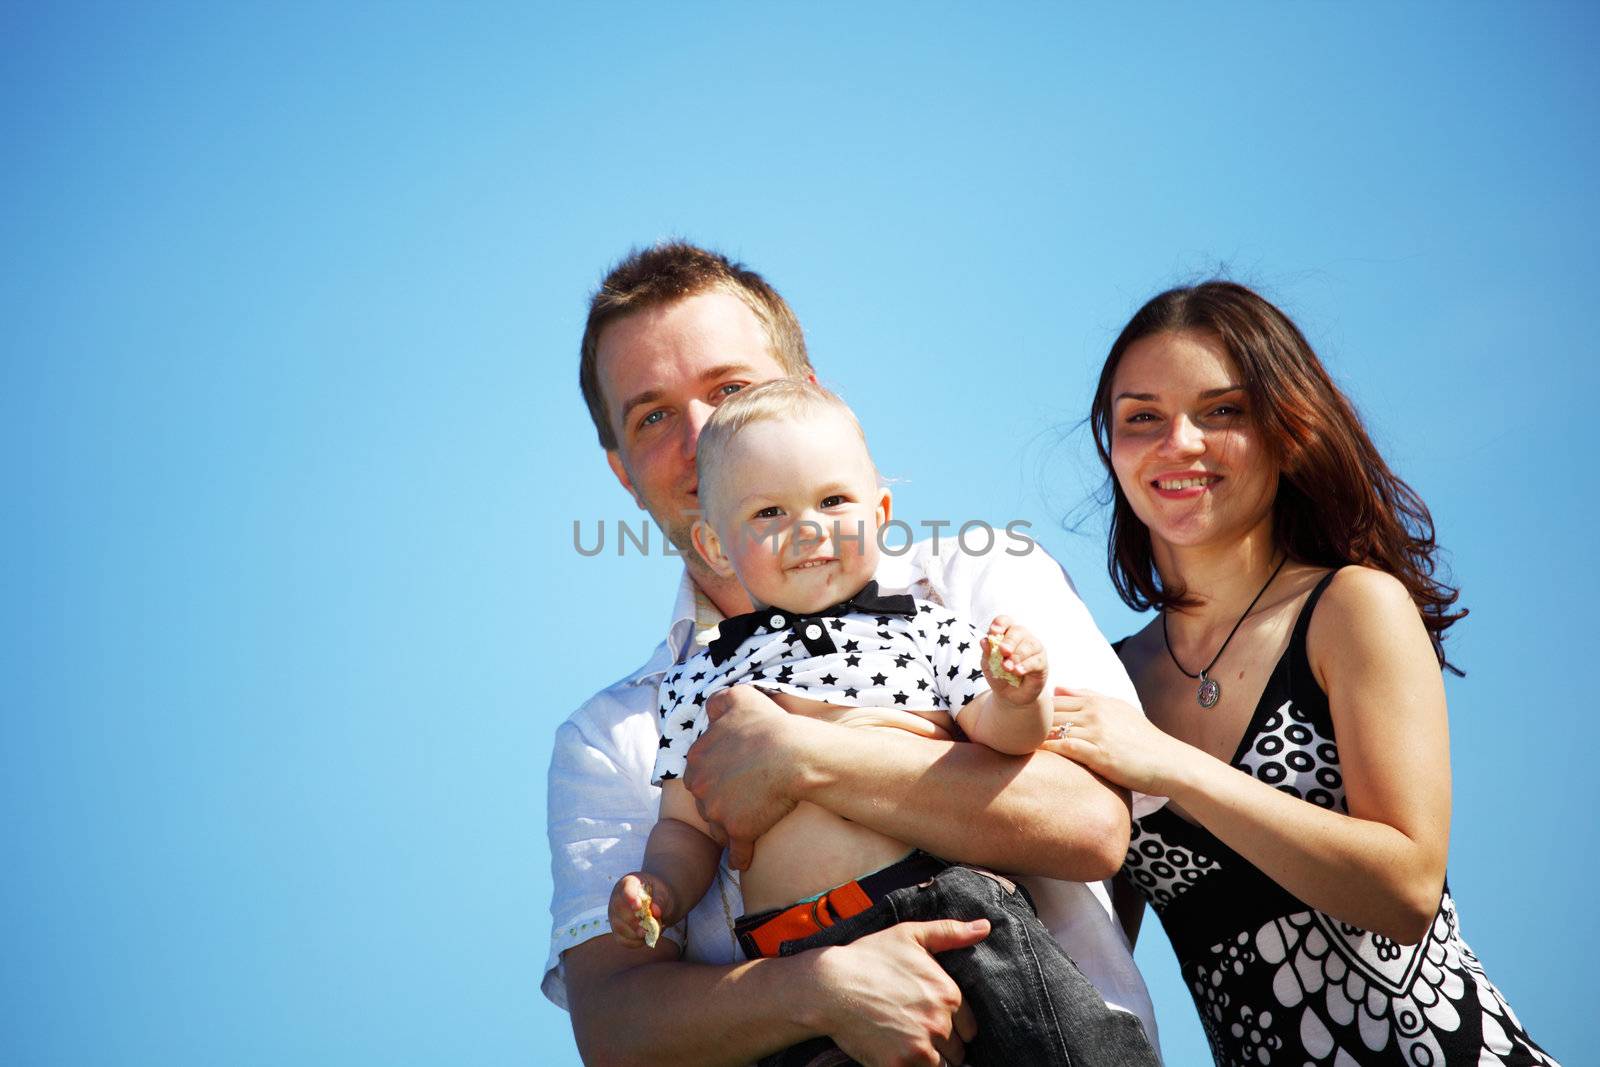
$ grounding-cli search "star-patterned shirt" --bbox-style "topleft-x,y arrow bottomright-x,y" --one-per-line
653,583 -> 991,784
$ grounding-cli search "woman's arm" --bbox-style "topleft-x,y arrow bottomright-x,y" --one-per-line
684,686 -> 1131,881
1049,568 -> 1450,943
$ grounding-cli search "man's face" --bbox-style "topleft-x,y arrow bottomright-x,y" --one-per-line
598,289 -> 791,557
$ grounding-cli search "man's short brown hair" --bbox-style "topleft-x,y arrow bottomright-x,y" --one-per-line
579,241 -> 812,449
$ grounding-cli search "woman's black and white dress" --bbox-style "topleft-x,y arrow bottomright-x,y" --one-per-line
1122,570 -> 1555,1066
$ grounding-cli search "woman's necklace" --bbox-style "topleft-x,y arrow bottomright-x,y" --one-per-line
1162,555 -> 1288,709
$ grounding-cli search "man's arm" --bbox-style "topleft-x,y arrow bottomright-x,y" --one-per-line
686,687 -> 1130,880
565,917 -> 986,1067
547,693 -> 984,1066
685,545 -> 1138,876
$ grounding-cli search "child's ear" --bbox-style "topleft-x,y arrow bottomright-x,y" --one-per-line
875,486 -> 893,528
691,519 -> 736,578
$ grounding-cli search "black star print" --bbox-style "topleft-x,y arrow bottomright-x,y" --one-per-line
680,719 -> 695,730
785,631 -> 801,645
667,688 -> 678,701
845,654 -> 861,667
937,634 -> 950,646
918,604 -> 932,614
871,672 -> 888,686
894,654 -> 912,669
947,666 -> 959,680
938,618 -> 955,628
693,692 -> 706,706
659,737 -> 672,749
751,668 -> 765,680
841,639 -> 859,652
875,615 -> 891,626
892,691 -> 908,705
820,673 -> 838,685
660,770 -> 678,780
916,678 -> 930,691
957,641 -> 970,653
776,666 -> 795,683
877,629 -> 893,640
917,628 -> 927,639
830,619 -> 846,631
968,668 -> 983,681
843,687 -> 859,699
691,671 -> 705,682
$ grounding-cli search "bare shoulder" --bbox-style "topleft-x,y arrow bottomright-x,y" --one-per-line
1114,616 -> 1164,675
1307,565 -> 1435,687
1313,566 -> 1421,636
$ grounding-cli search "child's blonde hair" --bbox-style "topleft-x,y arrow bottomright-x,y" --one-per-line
695,379 -> 875,523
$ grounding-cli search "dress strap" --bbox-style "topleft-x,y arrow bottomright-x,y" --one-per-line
1290,568 -> 1343,649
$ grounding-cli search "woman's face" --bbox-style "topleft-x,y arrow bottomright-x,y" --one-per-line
1108,329 -> 1280,553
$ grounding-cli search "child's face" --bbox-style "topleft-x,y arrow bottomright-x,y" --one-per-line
697,410 -> 890,614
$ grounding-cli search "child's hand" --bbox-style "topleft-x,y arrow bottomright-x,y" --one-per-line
609,872 -> 672,949
982,616 -> 1047,706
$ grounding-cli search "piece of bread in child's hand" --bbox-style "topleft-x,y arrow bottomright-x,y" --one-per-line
987,637 -> 1022,687
636,890 -> 661,948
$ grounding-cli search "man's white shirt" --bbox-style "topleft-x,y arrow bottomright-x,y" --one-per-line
544,538 -> 1163,1052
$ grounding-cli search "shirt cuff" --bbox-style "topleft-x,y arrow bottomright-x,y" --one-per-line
542,905 -> 689,1011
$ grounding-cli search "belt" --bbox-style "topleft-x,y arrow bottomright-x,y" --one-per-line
735,851 -> 951,959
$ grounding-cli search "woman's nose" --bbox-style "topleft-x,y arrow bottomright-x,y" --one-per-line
1158,414 -> 1205,456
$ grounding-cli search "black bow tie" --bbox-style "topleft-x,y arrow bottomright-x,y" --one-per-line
707,581 -> 918,665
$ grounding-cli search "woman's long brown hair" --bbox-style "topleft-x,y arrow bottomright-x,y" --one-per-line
1089,281 -> 1465,672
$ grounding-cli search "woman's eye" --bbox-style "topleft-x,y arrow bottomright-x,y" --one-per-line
821,495 -> 847,508
1124,411 -> 1157,425
1210,404 -> 1242,418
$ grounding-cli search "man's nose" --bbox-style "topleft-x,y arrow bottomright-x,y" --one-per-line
680,400 -> 716,455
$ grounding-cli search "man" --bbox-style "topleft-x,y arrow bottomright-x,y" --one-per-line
545,242 -> 1159,1066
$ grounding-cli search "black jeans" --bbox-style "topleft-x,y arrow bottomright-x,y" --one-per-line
747,861 -> 1159,1067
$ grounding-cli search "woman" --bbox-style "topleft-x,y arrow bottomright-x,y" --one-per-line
1046,282 -> 1555,1065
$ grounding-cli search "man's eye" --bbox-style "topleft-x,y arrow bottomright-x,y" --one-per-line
639,409 -> 666,429
821,495 -> 847,508
715,383 -> 746,399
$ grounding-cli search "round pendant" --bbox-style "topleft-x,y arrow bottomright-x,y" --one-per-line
1197,676 -> 1221,708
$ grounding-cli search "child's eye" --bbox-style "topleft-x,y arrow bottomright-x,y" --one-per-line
754,506 -> 783,519
821,495 -> 847,508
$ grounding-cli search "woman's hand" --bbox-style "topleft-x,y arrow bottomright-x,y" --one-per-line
1040,686 -> 1189,796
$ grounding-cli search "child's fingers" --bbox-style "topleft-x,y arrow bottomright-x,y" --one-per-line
1011,651 -> 1048,677
988,615 -> 1013,635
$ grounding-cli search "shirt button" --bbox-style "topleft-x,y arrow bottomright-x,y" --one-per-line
769,614 -> 785,628
805,624 -> 822,640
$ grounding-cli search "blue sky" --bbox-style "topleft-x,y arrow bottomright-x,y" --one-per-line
4,3 -> 1594,1064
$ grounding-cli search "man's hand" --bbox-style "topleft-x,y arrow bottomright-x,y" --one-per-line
684,686 -> 816,869
810,919 -> 988,1067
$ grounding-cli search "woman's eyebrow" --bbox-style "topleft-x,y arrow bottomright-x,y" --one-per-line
1113,391 -> 1157,402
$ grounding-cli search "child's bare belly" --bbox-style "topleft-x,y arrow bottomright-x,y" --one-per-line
738,691 -> 957,914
